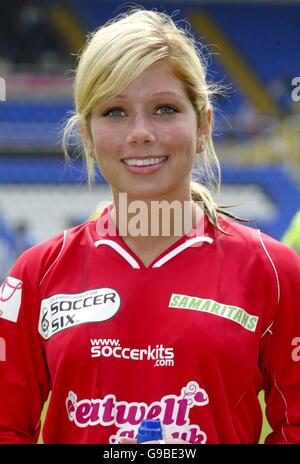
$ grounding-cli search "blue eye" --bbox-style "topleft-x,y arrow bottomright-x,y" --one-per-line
103,107 -> 125,117
156,105 -> 178,115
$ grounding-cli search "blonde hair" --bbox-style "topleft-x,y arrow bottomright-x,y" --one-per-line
63,8 -> 239,232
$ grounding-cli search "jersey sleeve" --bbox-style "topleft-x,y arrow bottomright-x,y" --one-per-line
0,248 -> 51,443
259,236 -> 300,443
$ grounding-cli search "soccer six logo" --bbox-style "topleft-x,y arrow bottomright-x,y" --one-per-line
38,288 -> 121,339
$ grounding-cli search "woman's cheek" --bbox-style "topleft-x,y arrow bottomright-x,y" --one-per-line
163,122 -> 194,149
93,129 -> 121,157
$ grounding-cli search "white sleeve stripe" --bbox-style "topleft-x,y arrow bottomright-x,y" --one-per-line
234,391 -> 246,409
257,230 -> 280,305
273,375 -> 290,443
39,230 -> 67,286
280,426 -> 288,444
260,321 -> 274,339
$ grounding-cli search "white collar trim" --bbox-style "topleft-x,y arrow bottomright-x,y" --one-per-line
153,236 -> 213,268
94,239 -> 140,268
94,236 -> 213,269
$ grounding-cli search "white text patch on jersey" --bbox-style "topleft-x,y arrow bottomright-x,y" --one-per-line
38,288 -> 121,340
0,277 -> 23,323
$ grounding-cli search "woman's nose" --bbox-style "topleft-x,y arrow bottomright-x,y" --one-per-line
126,115 -> 156,144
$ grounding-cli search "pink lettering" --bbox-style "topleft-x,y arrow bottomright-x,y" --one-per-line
75,402 -> 92,425
161,397 -> 175,425
89,401 -> 101,422
66,380 -> 209,439
116,404 -> 145,425
102,396 -> 116,423
194,390 -> 208,404
176,398 -> 189,426
119,429 -> 135,438
172,425 -> 207,444
146,404 -> 162,419
189,426 -> 207,444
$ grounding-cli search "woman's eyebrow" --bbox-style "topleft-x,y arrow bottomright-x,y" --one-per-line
115,91 -> 185,99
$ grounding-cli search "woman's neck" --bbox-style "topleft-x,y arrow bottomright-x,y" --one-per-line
110,198 -> 204,266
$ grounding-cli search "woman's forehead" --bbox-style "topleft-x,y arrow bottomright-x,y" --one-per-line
111,61 -> 188,97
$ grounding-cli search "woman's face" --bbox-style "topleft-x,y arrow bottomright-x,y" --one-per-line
89,60 -> 209,202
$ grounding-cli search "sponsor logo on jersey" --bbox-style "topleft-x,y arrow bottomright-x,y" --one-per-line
169,293 -> 259,332
38,288 -> 121,340
90,338 -> 175,367
66,380 -> 208,444
0,276 -> 23,323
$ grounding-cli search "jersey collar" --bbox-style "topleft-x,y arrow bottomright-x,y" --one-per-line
91,205 -> 214,269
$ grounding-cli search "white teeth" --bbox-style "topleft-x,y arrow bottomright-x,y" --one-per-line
123,156 -> 167,167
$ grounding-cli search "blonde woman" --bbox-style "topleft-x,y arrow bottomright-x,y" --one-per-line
1,9 -> 300,445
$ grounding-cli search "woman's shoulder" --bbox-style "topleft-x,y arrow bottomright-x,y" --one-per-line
217,216 -> 300,273
12,221 -> 92,277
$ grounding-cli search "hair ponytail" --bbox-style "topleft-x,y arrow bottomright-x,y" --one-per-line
191,181 -> 252,234
190,181 -> 221,232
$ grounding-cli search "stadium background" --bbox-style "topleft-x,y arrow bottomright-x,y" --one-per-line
1,0 -> 299,444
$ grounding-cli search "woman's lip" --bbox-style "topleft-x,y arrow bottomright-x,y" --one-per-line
121,157 -> 168,175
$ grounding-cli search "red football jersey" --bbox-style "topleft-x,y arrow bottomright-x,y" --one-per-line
1,209 -> 300,444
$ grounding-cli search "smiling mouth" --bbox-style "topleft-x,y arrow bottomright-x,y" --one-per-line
122,156 -> 168,167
